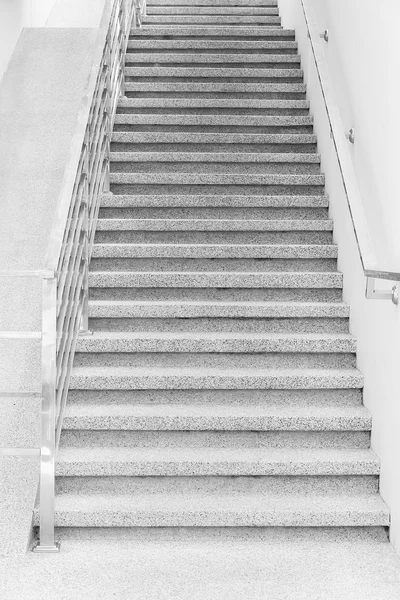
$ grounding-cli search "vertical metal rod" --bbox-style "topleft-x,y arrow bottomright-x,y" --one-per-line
120,1 -> 127,95
32,276 -> 60,553
80,139 -> 91,335
104,33 -> 112,193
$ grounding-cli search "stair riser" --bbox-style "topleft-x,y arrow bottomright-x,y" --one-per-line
118,107 -> 310,115
73,353 -> 356,370
109,185 -> 325,196
147,1 -> 280,6
45,513 -> 388,528
89,287 -> 343,302
98,207 -> 328,218
87,317 -> 349,334
131,30 -> 295,40
110,162 -> 320,174
56,476 -> 378,496
125,61 -> 301,69
100,195 -> 329,208
114,123 -> 311,132
66,388 -> 363,407
147,8 -> 280,14
60,431 -> 368,449
94,231 -> 333,244
89,258 -> 338,273
111,142 -> 316,152
125,68 -> 301,78
127,45 -> 298,54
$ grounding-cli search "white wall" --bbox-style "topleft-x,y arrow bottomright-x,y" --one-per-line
0,0 -> 57,81
279,0 -> 400,554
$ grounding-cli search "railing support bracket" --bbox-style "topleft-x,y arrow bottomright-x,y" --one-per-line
32,541 -> 61,554
366,278 -> 399,305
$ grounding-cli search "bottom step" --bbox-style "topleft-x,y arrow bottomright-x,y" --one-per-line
35,493 -> 389,527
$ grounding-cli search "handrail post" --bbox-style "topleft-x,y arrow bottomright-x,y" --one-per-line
32,276 -> 60,553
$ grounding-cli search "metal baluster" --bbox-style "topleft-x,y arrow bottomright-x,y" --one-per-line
79,136 -> 92,336
32,275 -> 60,553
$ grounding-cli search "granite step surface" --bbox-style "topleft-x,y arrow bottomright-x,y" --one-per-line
130,27 -> 295,38
95,217 -> 330,231
147,7 -> 280,15
147,0 -> 280,5
143,16 -> 282,25
100,194 -> 328,207
62,402 -> 371,431
125,53 -> 300,64
54,447 -> 377,476
88,271 -> 342,288
87,300 -> 350,319
74,332 -> 357,354
68,366 -> 363,390
127,39 -> 298,51
33,491 -> 389,528
91,244 -> 336,258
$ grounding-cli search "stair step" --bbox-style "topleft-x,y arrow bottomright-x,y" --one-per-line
88,300 -> 349,319
95,218 -> 330,231
75,332 -> 356,354
147,8 -> 280,15
92,244 -> 336,258
100,194 -> 328,207
63,402 -> 370,430
69,366 -> 362,390
117,98 -> 309,115
88,272 -> 342,288
147,0 -> 280,5
55,447 -> 376,476
34,492 -> 389,527
131,27 -> 295,38
125,67 -> 302,80
143,16 -> 282,25
110,152 -> 319,163
126,53 -> 300,64
114,115 -> 311,126
127,40 -> 298,51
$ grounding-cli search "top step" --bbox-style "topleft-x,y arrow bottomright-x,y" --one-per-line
147,0 -> 279,5
131,27 -> 294,38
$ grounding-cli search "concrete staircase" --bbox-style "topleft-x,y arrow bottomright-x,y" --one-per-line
49,0 -> 390,532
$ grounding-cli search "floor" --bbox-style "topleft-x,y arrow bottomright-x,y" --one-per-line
2,528 -> 400,600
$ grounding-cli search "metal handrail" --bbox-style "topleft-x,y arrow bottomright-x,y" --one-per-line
300,0 -> 400,302
0,0 -> 146,552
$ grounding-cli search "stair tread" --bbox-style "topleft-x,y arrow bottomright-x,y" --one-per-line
125,67 -> 301,77
118,99 -> 308,108
56,446 -> 378,469
115,115 -> 311,124
88,300 -> 349,318
63,402 -> 371,427
126,53 -> 300,62
101,194 -> 329,207
96,218 -> 331,231
110,152 -> 320,162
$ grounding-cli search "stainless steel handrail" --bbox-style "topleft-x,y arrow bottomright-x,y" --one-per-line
0,0 -> 146,553
300,0 -> 400,302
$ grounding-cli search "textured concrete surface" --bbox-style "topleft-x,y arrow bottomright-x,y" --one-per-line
133,26 -> 293,36
88,300 -> 349,317
101,193 -> 328,206
124,82 -> 307,93
127,52 -> 300,63
2,528 -> 400,600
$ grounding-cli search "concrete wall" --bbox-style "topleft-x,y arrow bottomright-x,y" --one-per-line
279,0 -> 400,554
0,0 -> 57,81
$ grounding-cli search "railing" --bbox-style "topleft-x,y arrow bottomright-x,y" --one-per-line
0,0 -> 146,552
299,0 -> 400,303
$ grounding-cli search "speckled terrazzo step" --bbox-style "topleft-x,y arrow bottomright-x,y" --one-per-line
147,7 -> 280,15
117,99 -> 308,114
62,402 -> 370,431
125,53 -> 300,65
124,67 -> 302,82
74,332 -> 356,354
33,492 -> 388,527
131,27 -> 293,37
127,40 -> 298,52
54,447 -> 376,476
95,217 -> 330,231
91,244 -> 336,258
100,194 -> 328,207
68,366 -> 362,390
147,0 -> 279,5
88,271 -> 342,288
143,16 -> 282,25
114,114 -> 311,128
87,300 -> 349,319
